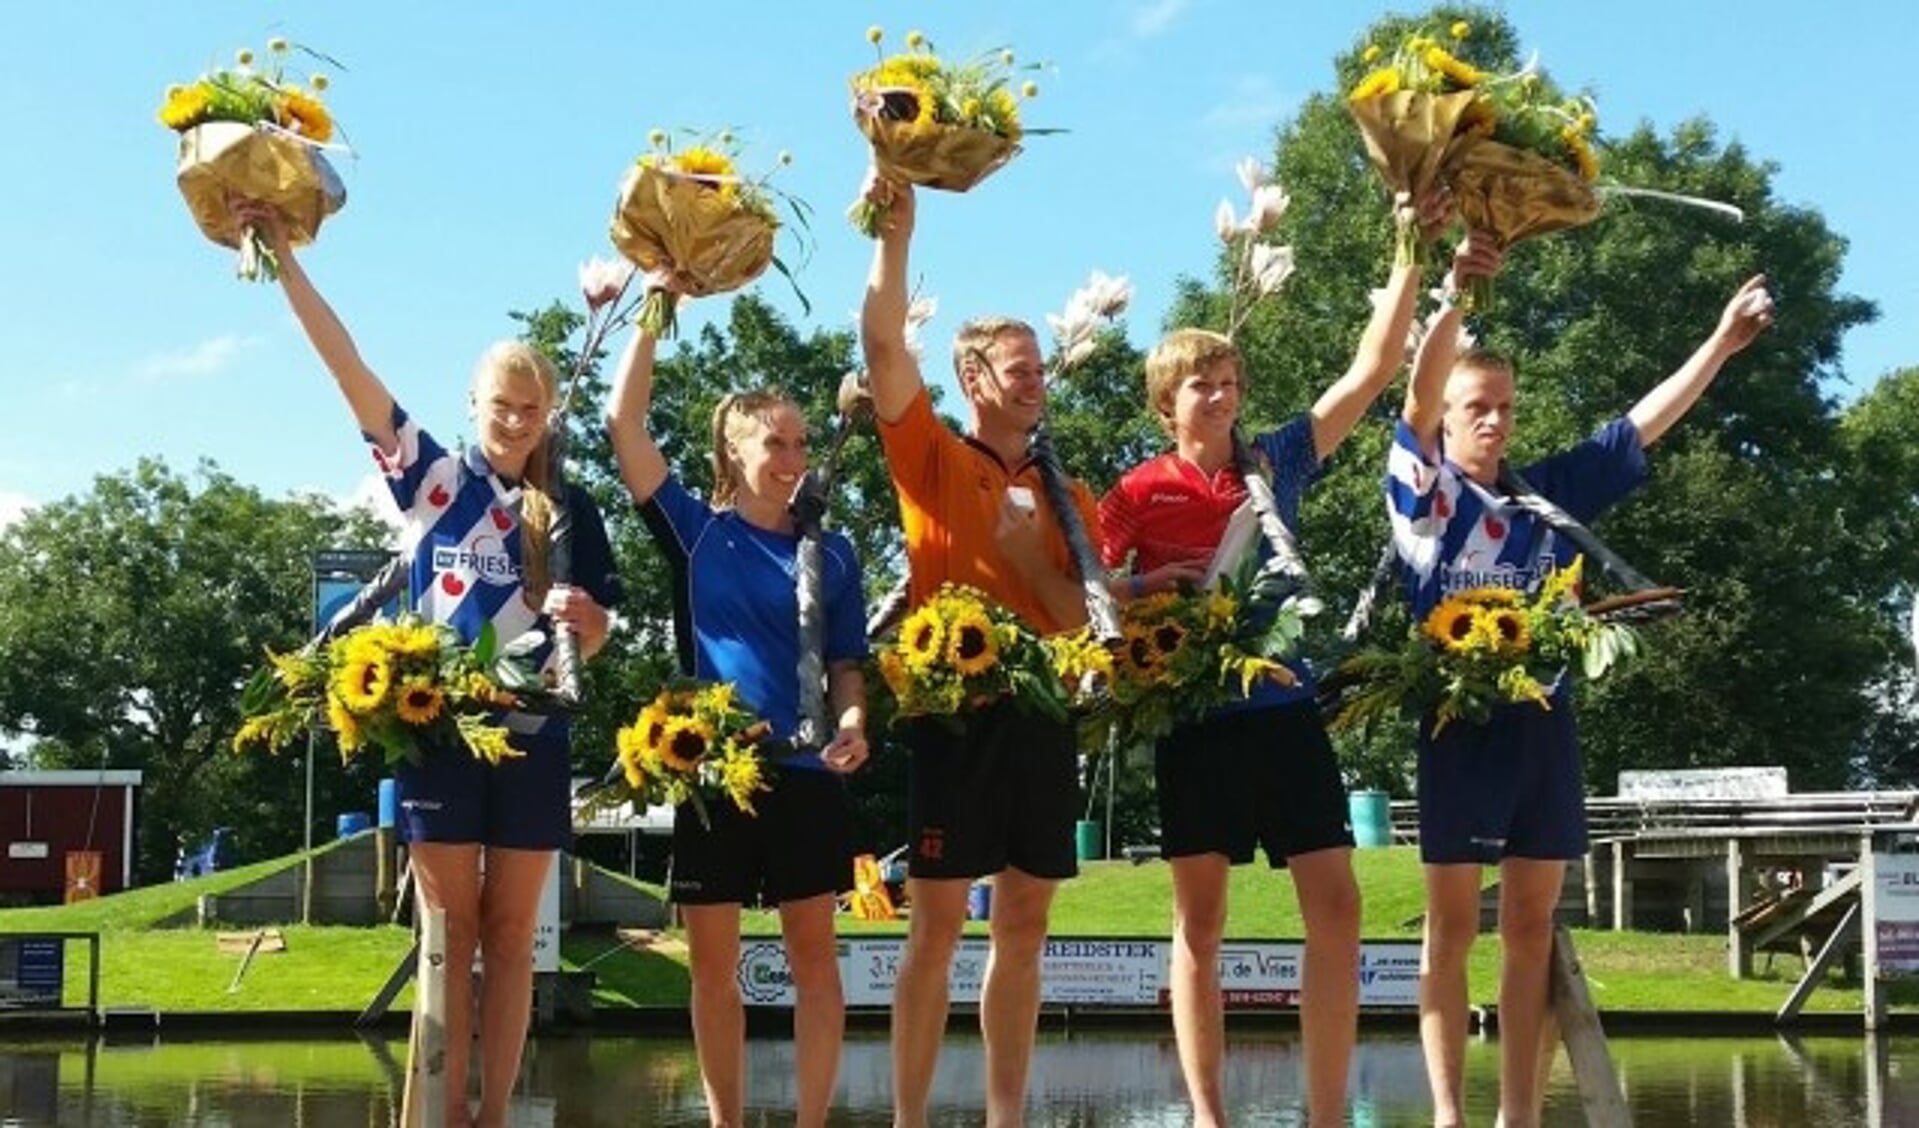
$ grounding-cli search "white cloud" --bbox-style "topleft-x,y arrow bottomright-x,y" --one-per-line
342,473 -> 405,537
1130,0 -> 1189,39
133,333 -> 260,382
0,491 -> 33,531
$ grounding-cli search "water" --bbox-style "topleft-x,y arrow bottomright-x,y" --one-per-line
0,1029 -> 1910,1126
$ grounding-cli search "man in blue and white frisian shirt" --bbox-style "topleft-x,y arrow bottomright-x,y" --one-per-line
1387,231 -> 1774,1128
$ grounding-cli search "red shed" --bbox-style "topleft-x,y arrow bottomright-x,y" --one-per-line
0,771 -> 141,901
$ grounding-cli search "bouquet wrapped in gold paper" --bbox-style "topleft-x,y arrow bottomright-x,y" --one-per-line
1049,564 -> 1307,753
1345,23 -> 1483,266
609,130 -> 808,339
609,681 -> 774,825
234,617 -> 536,768
1325,557 -> 1640,736
847,27 -> 1050,236
875,584 -> 1069,724
157,38 -> 346,281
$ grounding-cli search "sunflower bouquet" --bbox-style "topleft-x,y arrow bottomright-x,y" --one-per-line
1348,21 -> 1600,303
847,27 -> 1050,237
875,584 -> 1069,724
610,681 -> 774,825
609,129 -> 809,339
158,37 -> 346,281
234,617 -> 536,768
1050,567 -> 1308,753
1325,557 -> 1640,736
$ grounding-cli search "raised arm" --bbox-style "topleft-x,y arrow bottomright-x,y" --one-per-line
1626,275 -> 1773,448
1401,230 -> 1503,456
1308,191 -> 1449,460
236,201 -> 397,450
604,314 -> 671,505
858,172 -> 927,424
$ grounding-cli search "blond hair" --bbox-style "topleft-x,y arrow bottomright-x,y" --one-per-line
471,341 -> 560,603
1144,328 -> 1244,434
709,389 -> 799,509
1452,349 -> 1515,382
950,317 -> 1038,390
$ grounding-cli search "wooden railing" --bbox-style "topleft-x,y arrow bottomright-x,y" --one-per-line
1388,790 -> 1919,843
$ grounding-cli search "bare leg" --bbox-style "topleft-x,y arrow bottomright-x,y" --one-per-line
779,893 -> 844,1128
683,903 -> 745,1127
409,843 -> 482,1128
891,876 -> 968,1128
1420,863 -> 1483,1128
1290,847 -> 1361,1128
1494,859 -> 1566,1128
980,867 -> 1057,1128
472,847 -> 553,1128
1166,854 -> 1231,1127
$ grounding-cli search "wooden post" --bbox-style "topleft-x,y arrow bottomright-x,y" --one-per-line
1776,901 -> 1858,1023
1611,840 -> 1634,931
1549,925 -> 1632,1126
401,907 -> 449,1128
1583,850 -> 1601,928
1862,835 -> 1886,1031
375,828 -> 398,921
1727,838 -> 1752,978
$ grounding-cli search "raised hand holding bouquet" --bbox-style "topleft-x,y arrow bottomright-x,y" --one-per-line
847,27 -> 1050,236
159,37 -> 346,281
608,681 -> 775,827
1326,556 -> 1640,736
1345,24 -> 1480,266
875,584 -> 1070,725
234,617 -> 536,768
609,130 -> 809,338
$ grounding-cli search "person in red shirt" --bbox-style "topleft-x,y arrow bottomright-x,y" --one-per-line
1100,193 -> 1466,1127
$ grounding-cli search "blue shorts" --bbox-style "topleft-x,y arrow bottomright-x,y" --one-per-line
1416,692 -> 1586,865
396,727 -> 572,851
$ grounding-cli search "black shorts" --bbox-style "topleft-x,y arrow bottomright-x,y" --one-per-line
903,700 -> 1079,881
396,729 -> 571,850
1155,701 -> 1355,867
667,766 -> 854,906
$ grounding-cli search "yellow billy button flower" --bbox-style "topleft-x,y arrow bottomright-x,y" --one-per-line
1362,44 -> 1382,62
1451,21 -> 1471,39
268,37 -> 289,53
1001,49 -> 1015,65
311,73 -> 330,92
866,25 -> 883,44
1021,80 -> 1039,98
648,128 -> 667,148
777,150 -> 793,166
236,48 -> 255,66
905,29 -> 925,48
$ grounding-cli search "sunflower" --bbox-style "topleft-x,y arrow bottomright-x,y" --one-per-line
1456,586 -> 1522,607
158,83 -> 212,130
1122,626 -> 1167,679
985,87 -> 1021,140
1560,128 -> 1600,182
326,694 -> 365,754
899,606 -> 946,673
1486,608 -> 1532,653
232,715 -> 273,753
1349,67 -> 1402,101
616,728 -> 648,790
1150,620 -> 1188,660
278,89 -> 333,143
1422,46 -> 1483,88
334,652 -> 392,713
659,716 -> 714,772
1459,97 -> 1498,139
633,701 -> 671,755
1423,599 -> 1481,653
945,607 -> 999,677
395,678 -> 445,725
672,146 -> 737,179
386,623 -> 441,658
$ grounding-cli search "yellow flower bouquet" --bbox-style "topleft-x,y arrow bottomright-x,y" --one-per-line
1349,22 -> 1601,302
1050,571 -> 1307,753
158,38 -> 347,281
234,617 -> 536,768
875,583 -> 1070,723
609,129 -> 809,339
1325,557 -> 1640,736
1345,23 -> 1483,266
610,681 -> 774,825
847,27 -> 1051,237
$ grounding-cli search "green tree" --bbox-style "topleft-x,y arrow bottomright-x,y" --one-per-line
0,460 -> 387,883
1164,4 -> 1899,794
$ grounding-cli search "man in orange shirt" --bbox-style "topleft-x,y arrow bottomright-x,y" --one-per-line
859,173 -> 1150,1128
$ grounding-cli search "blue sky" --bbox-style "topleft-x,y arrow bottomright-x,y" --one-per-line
3,1 -> 1912,526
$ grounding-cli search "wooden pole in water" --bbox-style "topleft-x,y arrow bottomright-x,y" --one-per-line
375,828 -> 397,921
1549,925 -> 1632,1126
400,907 -> 448,1128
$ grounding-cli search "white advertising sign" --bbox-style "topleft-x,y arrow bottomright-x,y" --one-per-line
735,936 -> 1420,1009
1874,853 -> 1919,977
531,861 -> 562,974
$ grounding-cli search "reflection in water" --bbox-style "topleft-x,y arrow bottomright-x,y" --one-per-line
0,1029 -> 1908,1126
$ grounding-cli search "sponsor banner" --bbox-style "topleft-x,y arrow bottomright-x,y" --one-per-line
1875,854 -> 1919,977
737,936 -> 1420,1008
0,938 -> 64,1009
